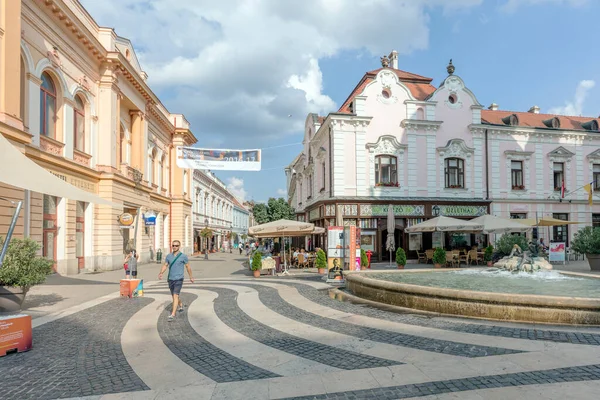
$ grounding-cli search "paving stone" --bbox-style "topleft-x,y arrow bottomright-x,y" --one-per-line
0,297 -> 152,400
156,292 -> 279,382
274,277 -> 600,346
191,286 -> 402,370
281,364 -> 600,399
194,282 -> 522,358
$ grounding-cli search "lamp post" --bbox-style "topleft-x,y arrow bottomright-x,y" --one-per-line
204,218 -> 209,260
432,205 -> 440,217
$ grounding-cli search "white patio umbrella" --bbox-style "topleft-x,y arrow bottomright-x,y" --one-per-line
405,216 -> 484,233
386,205 -> 395,266
470,215 -> 532,234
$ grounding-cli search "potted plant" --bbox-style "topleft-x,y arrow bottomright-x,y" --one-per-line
432,247 -> 446,268
200,227 -> 212,256
315,249 -> 327,274
0,237 -> 53,312
395,247 -> 407,269
360,249 -> 369,269
571,227 -> 600,271
484,245 -> 494,267
251,251 -> 262,278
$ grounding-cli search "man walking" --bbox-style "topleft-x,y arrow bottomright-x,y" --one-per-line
158,240 -> 194,321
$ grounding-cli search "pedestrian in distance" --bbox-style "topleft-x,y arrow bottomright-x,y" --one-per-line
158,240 -> 194,321
124,249 -> 139,279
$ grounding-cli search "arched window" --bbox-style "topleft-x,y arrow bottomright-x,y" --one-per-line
445,158 -> 464,188
148,149 -> 156,185
118,125 -> 126,166
375,155 -> 397,186
74,95 -> 85,152
40,72 -> 57,138
158,155 -> 164,190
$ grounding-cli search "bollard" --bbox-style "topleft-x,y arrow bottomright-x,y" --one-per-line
156,248 -> 162,264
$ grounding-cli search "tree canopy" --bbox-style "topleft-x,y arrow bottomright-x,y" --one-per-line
252,197 -> 295,225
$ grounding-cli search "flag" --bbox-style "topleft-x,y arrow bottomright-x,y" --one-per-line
584,182 -> 593,206
561,179 -> 565,199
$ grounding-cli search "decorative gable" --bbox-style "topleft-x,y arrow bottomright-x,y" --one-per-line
366,135 -> 407,156
587,149 -> 600,165
547,146 -> 575,162
437,139 -> 474,160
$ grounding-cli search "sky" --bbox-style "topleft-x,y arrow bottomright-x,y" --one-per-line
80,0 -> 600,204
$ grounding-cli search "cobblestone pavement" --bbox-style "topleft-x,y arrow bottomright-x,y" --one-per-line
278,276 -> 600,346
162,286 -> 402,370
156,292 -> 280,382
6,268 -> 600,399
0,297 -> 152,400
194,281 -> 522,358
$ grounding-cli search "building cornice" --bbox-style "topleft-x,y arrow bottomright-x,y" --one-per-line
470,123 -> 594,141
401,119 -> 443,131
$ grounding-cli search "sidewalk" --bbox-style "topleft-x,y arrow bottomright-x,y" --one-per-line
21,252 -> 251,320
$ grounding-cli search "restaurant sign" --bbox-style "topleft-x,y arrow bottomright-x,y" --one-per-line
47,169 -> 97,193
436,205 -> 487,217
360,204 -> 424,217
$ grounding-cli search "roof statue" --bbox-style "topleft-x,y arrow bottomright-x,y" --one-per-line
447,59 -> 455,75
380,55 -> 390,68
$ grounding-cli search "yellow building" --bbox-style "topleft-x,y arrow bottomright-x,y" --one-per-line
0,0 -> 196,274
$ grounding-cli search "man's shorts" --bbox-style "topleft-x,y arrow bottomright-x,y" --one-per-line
168,279 -> 184,296
131,270 -> 138,278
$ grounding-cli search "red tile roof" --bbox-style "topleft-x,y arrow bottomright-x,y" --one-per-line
232,197 -> 247,211
481,110 -> 600,132
338,68 -> 437,114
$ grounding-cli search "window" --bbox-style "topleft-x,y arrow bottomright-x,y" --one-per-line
375,155 -> 398,186
76,202 -> 86,269
321,162 -> 326,190
158,155 -> 164,190
298,181 -> 303,204
118,125 -> 125,166
594,164 -> 600,191
510,213 -> 527,219
40,72 -> 57,138
183,170 -> 188,194
73,95 -> 85,152
308,174 -> 313,198
148,150 -> 156,185
511,161 -> 524,189
553,162 -> 564,191
593,214 -> 600,228
445,158 -> 464,188
552,213 -> 569,245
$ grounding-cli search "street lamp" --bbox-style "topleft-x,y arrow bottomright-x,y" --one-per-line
204,218 -> 209,260
432,205 -> 440,217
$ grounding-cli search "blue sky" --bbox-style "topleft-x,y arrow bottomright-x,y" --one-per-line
82,0 -> 600,203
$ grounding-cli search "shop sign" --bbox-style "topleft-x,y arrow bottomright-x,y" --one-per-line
47,169 -> 97,193
309,207 -> 320,221
144,211 -> 156,226
360,204 -> 424,217
436,205 -> 487,217
118,213 -> 135,229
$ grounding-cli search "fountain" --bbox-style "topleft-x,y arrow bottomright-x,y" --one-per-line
343,249 -> 600,325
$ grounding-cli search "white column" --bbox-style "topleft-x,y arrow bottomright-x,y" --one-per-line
536,142 -> 544,196
576,147 -> 584,200
473,136 -> 483,197
27,75 -> 41,146
63,102 -> 74,159
355,129 -> 367,196
490,137 -> 500,197
332,129 -> 345,197
426,133 -> 436,197
56,197 -> 66,261
407,132 -> 418,196
84,203 -> 94,271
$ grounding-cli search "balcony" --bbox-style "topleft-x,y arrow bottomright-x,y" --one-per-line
40,135 -> 65,157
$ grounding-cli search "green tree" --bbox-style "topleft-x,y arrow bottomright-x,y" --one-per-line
0,237 -> 53,289
267,197 -> 295,221
252,203 -> 269,224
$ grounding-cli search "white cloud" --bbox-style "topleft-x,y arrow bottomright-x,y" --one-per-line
226,177 -> 247,202
276,188 -> 287,197
548,80 -> 596,116
80,0 -> 484,146
501,0 -> 588,13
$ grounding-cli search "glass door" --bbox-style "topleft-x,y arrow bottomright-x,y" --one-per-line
43,195 -> 58,271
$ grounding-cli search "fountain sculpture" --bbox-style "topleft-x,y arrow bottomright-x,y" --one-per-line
493,244 -> 553,272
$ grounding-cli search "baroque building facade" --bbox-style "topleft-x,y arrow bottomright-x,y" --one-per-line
0,0 -> 196,274
286,52 -> 600,260
191,170 -> 235,253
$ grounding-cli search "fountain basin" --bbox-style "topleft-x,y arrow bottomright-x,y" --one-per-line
345,269 -> 600,325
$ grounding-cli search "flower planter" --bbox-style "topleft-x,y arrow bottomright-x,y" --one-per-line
487,261 -> 493,267
587,254 -> 600,271
434,263 -> 442,268
397,264 -> 405,269
0,286 -> 27,313
252,270 -> 260,278
318,268 -> 325,275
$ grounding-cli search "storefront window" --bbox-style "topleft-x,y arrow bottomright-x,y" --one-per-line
552,213 -> 569,244
360,231 -> 375,252
76,202 -> 85,269
43,195 -> 58,268
593,214 -> 600,228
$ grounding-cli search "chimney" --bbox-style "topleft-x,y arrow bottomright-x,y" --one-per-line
528,105 -> 540,114
389,50 -> 398,69
488,103 -> 499,111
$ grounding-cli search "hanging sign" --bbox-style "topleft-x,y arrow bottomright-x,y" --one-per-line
176,147 -> 261,171
117,213 -> 135,229
144,211 -> 156,226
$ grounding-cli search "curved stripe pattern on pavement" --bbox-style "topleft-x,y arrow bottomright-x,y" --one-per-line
0,297 -> 153,400
190,286 -> 403,370
156,292 -> 280,383
191,281 -> 523,358
272,277 -> 600,346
